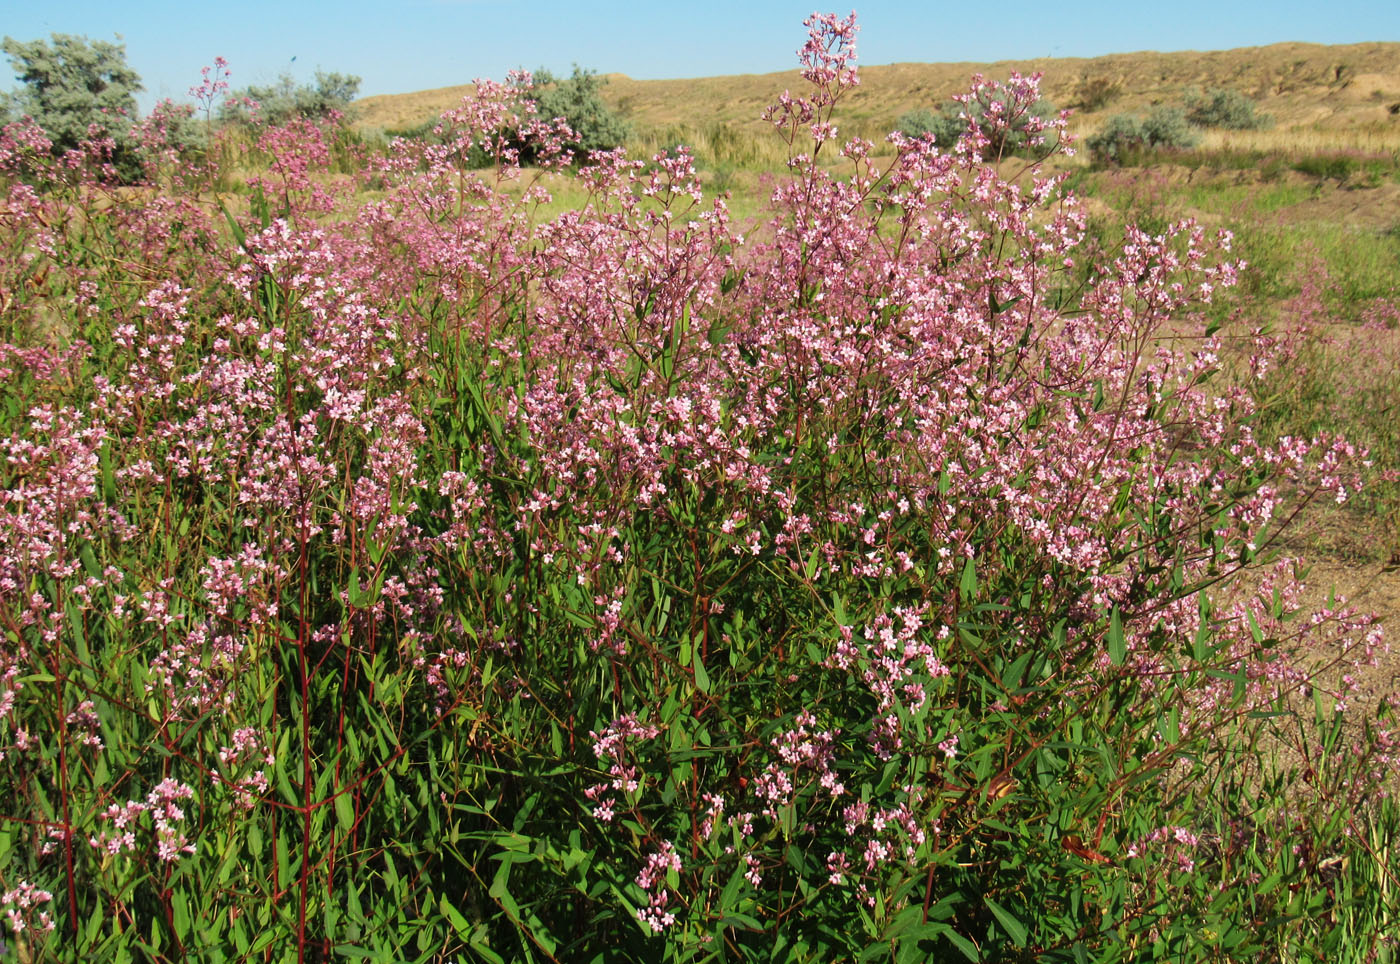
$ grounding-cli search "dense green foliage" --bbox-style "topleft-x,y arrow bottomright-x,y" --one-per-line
527,65 -> 628,157
0,33 -> 143,175
222,69 -> 362,125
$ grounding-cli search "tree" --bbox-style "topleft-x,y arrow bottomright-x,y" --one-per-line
0,33 -> 143,155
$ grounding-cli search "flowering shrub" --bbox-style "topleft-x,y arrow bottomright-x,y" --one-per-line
0,14 -> 1395,963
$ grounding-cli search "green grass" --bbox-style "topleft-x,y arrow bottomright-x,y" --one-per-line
1176,179 -> 1314,216
1230,222 -> 1400,311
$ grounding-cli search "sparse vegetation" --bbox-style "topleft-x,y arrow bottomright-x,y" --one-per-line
1071,74 -> 1122,111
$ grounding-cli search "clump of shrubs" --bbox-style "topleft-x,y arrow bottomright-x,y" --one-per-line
897,81 -> 1059,157
1088,87 -> 1270,165
220,70 -> 362,125
1087,105 -> 1199,163
1185,86 -> 1273,130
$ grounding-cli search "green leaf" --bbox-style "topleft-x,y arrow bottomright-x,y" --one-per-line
960,557 -> 977,602
1108,606 -> 1125,667
172,891 -> 191,942
440,895 -> 472,938
219,199 -> 248,250
718,913 -> 764,931
944,928 -> 982,961
489,858 -> 519,913
335,792 -> 355,832
1001,652 -> 1032,693
833,593 -> 848,627
693,649 -> 711,694
984,896 -> 1028,948
1247,609 -> 1264,646
1158,706 -> 1181,744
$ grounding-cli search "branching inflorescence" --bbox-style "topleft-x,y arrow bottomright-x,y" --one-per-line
0,12 -> 1394,963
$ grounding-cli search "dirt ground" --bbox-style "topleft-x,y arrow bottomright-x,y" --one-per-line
1299,558 -> 1400,695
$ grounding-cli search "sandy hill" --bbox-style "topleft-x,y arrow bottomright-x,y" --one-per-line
354,42 -> 1400,139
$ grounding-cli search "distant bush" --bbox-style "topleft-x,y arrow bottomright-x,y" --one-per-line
222,69 -> 361,125
1185,87 -> 1272,130
1141,105 -> 1198,147
898,82 -> 1059,158
399,66 -> 628,167
1086,114 -> 1148,164
1072,75 -> 1122,111
894,105 -> 963,145
526,65 -> 628,158
1088,106 -> 1199,164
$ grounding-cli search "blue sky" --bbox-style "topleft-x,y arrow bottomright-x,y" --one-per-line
4,1 -> 1398,113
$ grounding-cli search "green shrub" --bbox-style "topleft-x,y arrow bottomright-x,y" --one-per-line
222,70 -> 361,125
1185,87 -> 1272,130
898,88 -> 1058,157
529,65 -> 628,158
895,105 -> 963,146
1087,106 -> 1199,164
1141,105 -> 1198,148
1086,114 -> 1147,164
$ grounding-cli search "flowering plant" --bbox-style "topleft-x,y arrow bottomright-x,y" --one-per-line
0,15 -> 1393,963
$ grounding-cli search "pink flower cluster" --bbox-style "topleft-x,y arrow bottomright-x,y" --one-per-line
0,11 -> 1392,951
634,841 -> 682,932
1,880 -> 53,935
88,779 -> 197,863
585,713 -> 661,823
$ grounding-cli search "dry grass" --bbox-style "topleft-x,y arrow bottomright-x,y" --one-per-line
1197,125 -> 1400,154
354,41 -> 1400,151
